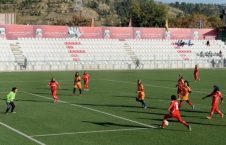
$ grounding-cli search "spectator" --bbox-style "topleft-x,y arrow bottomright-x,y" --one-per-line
24,58 -> 27,69
200,51 -> 204,57
219,50 -> 223,58
211,59 -> 215,68
135,59 -> 140,69
188,40 -> 193,46
206,40 -> 210,46
224,58 -> 226,67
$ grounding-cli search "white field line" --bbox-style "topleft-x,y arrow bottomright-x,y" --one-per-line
0,122 -> 46,145
98,78 -> 212,94
30,128 -> 147,138
2,78 -> 225,93
0,92 -> 8,94
21,91 -> 157,129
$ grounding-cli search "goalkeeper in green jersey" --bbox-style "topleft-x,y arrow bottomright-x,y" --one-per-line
5,87 -> 18,114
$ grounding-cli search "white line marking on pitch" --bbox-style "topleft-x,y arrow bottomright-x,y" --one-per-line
0,121 -> 46,145
21,91 -> 157,129
0,92 -> 8,94
98,78 -> 211,94
30,128 -> 147,138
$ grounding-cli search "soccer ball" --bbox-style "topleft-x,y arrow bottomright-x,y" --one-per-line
164,120 -> 169,126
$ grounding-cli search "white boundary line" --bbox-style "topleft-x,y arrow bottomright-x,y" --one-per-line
0,122 -> 46,145
21,91 -> 157,129
30,128 -> 147,138
1,78 -> 225,92
0,92 -> 8,94
98,78 -> 211,94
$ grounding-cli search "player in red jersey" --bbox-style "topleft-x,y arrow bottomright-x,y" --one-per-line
194,65 -> 200,81
176,75 -> 184,99
82,71 -> 90,91
202,85 -> 224,119
161,95 -> 191,131
48,77 -> 60,103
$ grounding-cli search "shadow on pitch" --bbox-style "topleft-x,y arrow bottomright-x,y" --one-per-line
77,103 -> 141,108
16,99 -> 51,103
147,118 -> 226,127
180,109 -> 209,114
126,110 -> 166,116
82,121 -> 147,128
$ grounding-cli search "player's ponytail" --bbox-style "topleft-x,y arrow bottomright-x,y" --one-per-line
184,80 -> 190,87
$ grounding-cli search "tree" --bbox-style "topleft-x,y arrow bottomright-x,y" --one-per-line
130,0 -> 167,27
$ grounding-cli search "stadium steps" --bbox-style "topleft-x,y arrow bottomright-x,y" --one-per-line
123,43 -> 139,65
10,43 -> 26,69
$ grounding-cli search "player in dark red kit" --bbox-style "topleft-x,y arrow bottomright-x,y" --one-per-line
202,85 -> 224,119
194,65 -> 200,81
82,71 -> 90,91
48,77 -> 60,103
161,95 -> 191,131
176,75 -> 184,99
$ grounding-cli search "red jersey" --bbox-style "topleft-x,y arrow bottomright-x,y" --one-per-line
168,100 -> 179,114
210,91 -> 223,106
82,74 -> 90,82
177,78 -> 184,91
194,67 -> 198,74
48,81 -> 59,91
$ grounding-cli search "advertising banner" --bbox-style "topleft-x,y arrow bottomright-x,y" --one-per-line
33,25 -> 68,38
2,25 -> 34,39
133,28 -> 164,39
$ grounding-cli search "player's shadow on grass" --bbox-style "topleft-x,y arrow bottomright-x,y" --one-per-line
78,103 -> 141,108
187,121 -> 226,127
82,121 -> 147,128
16,99 -> 51,103
180,109 -> 209,114
126,110 -> 166,116
150,118 -> 226,127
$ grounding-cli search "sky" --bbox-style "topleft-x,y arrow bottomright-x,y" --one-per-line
155,0 -> 226,4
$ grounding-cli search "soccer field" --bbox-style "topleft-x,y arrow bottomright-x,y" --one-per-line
0,69 -> 226,145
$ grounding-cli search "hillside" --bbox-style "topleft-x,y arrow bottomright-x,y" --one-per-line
0,0 -> 224,28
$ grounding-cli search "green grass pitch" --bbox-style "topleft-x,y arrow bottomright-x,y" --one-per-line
0,69 -> 226,145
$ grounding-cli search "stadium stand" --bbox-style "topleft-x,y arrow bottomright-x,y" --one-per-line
0,40 -> 16,71
0,38 -> 225,71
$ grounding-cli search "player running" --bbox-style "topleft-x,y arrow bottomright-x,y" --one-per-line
202,85 -> 224,119
136,80 -> 147,109
5,87 -> 18,114
48,77 -> 60,103
179,80 -> 195,110
161,95 -> 191,131
73,72 -> 82,95
176,75 -> 184,99
82,71 -> 90,91
194,65 -> 200,81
